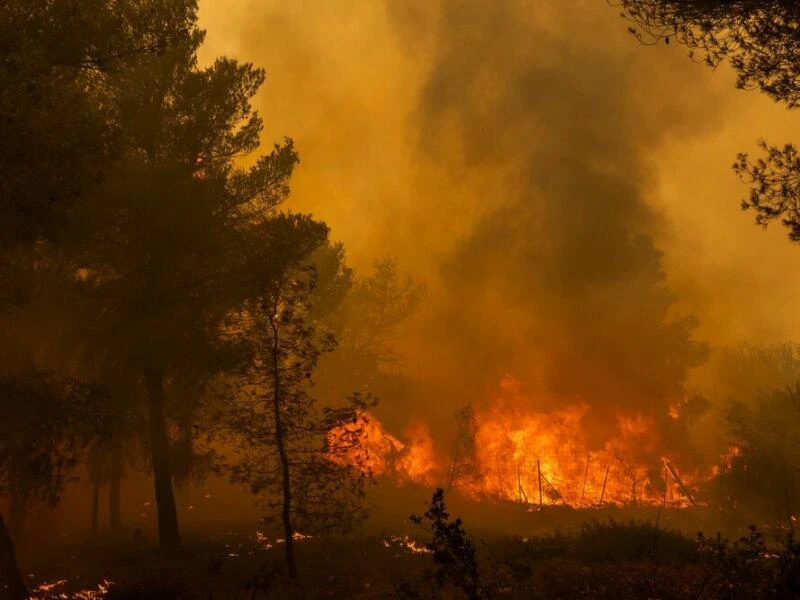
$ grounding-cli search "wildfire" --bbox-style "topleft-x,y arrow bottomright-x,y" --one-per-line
255,530 -> 313,549
277,531 -> 313,544
31,579 -> 114,600
329,415 -> 438,485
334,376 -> 719,507
383,535 -> 432,555
255,530 -> 273,549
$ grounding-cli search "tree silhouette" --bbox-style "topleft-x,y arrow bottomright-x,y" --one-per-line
0,0 -> 193,248
226,218 -> 374,578
444,402 -> 480,495
62,1 -> 301,550
315,257 -> 424,417
710,343 -> 800,519
618,1 -> 800,242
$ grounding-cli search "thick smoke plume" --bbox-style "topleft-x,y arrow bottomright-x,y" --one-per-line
196,0 -> 800,458
387,0 -> 716,448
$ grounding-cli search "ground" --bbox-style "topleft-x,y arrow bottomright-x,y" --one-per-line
16,504 -> 800,599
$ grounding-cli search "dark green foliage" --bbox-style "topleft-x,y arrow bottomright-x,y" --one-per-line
411,488 -> 491,600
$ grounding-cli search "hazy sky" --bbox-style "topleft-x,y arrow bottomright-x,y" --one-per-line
197,0 -> 800,397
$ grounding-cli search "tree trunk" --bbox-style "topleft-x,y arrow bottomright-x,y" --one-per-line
109,444 -> 123,531
0,514 -> 26,600
270,317 -> 297,578
143,366 -> 181,551
90,483 -> 100,535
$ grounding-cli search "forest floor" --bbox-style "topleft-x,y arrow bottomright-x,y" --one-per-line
17,509 -> 799,599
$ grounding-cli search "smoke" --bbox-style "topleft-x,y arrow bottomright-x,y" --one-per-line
384,0 -> 719,442
197,0 -> 800,451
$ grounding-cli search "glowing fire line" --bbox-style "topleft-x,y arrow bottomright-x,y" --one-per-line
331,377 -> 727,508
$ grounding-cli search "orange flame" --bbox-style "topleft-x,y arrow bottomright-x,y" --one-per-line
329,414 -> 438,485
383,535 -> 432,554
332,376 -> 725,507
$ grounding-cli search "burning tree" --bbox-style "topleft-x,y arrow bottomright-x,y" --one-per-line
444,402 -> 481,495
226,218 -> 374,578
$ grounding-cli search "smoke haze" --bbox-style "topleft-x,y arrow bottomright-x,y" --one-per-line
197,0 -> 800,444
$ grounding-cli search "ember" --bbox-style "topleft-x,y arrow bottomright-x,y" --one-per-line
31,579 -> 114,600
329,415 -> 438,485
383,535 -> 431,555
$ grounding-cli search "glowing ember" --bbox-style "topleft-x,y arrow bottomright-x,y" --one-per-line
31,579 -> 114,600
255,531 -> 273,549
383,535 -> 432,555
276,531 -> 314,544
33,580 -> 68,594
73,581 -> 115,600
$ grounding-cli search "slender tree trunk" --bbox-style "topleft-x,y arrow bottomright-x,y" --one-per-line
0,514 -> 26,600
90,483 -> 100,535
109,444 -> 123,531
143,366 -> 181,551
270,317 -> 297,578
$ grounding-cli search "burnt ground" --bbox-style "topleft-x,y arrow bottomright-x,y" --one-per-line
16,503 -> 800,599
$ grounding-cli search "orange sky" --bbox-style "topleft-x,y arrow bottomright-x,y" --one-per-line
197,0 -> 800,376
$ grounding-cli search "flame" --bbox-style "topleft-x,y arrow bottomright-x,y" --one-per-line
329,415 -> 438,485
333,376 -> 723,507
710,445 -> 742,478
33,580 -> 69,594
255,530 -> 273,549
383,535 -> 432,554
31,579 -> 114,600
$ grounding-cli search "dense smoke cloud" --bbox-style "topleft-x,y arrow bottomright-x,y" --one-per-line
385,0 -> 715,441
197,0 -> 800,448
